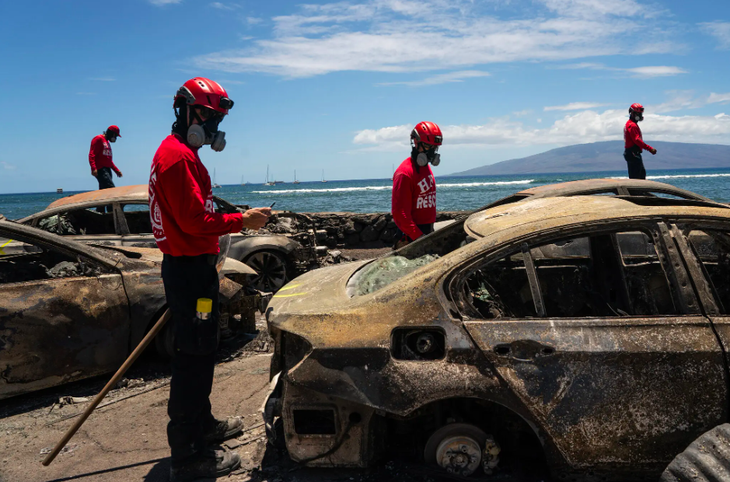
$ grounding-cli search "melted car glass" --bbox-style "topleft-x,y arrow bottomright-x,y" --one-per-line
351,254 -> 439,296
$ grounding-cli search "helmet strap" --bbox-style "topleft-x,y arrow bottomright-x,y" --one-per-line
411,145 -> 421,173
172,103 -> 188,136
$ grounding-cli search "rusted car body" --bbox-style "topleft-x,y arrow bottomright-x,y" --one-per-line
265,192 -> 730,480
0,215 -> 254,400
17,185 -> 320,291
421,178 -> 721,255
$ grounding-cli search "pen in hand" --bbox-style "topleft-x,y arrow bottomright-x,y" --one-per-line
269,202 -> 276,208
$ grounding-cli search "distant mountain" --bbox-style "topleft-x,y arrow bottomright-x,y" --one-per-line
447,141 -> 730,176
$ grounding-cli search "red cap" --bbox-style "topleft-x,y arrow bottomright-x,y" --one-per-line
107,125 -> 121,137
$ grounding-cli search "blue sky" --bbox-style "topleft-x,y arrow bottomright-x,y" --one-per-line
0,0 -> 729,193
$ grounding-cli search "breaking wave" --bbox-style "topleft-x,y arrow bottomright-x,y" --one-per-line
252,179 -> 534,195
647,173 -> 730,180
438,180 -> 534,188
610,173 -> 730,181
252,186 -> 391,195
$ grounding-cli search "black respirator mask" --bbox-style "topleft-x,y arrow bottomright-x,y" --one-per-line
187,109 -> 227,152
631,110 -> 644,122
415,143 -> 441,167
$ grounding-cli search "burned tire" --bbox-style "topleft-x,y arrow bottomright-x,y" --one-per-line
244,250 -> 288,292
661,423 -> 730,482
424,423 -> 500,477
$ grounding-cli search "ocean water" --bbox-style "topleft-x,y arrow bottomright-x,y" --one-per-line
2,168 -> 729,220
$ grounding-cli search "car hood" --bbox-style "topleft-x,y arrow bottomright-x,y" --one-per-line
267,257 -> 454,349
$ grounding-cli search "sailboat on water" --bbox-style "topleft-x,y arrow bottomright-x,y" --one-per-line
321,169 -> 327,183
212,169 -> 221,188
264,165 -> 275,186
293,170 -> 300,184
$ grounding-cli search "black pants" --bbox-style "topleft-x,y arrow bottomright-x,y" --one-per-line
96,167 -> 115,189
624,148 -> 646,180
394,222 -> 435,246
162,254 -> 220,465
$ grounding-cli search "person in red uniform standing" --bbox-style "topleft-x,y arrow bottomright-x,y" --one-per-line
624,103 -> 657,179
148,77 -> 271,482
392,121 -> 442,249
89,125 -> 123,190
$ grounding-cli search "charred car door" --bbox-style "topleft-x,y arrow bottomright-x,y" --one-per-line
678,221 -> 730,385
452,221 -> 727,476
0,228 -> 129,400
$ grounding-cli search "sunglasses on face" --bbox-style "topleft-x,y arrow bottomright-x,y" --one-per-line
196,107 -> 223,122
421,143 -> 438,152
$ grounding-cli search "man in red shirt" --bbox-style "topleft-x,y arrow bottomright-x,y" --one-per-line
624,103 -> 657,179
392,121 -> 442,248
149,77 -> 271,482
88,125 -> 123,190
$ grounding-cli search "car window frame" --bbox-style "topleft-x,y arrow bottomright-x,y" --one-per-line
671,219 -> 730,316
444,219 -> 701,321
0,222 -> 122,273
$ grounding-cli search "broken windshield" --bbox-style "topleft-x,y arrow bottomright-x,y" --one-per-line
348,254 -> 439,297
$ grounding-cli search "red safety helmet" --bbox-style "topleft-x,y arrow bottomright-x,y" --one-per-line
629,103 -> 644,115
106,125 -> 121,137
174,77 -> 234,115
411,121 -> 443,147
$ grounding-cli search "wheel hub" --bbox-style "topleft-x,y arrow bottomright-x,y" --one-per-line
435,436 -> 482,477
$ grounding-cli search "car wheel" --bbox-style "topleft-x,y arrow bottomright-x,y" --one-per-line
244,250 -> 288,292
424,423 -> 500,477
661,423 -> 730,482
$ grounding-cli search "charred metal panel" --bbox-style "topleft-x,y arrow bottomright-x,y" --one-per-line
282,380 -> 382,467
0,274 -> 130,400
122,270 -> 167,349
464,317 -> 727,475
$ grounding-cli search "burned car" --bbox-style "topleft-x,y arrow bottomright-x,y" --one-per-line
427,178 -> 720,250
265,194 -> 730,480
17,185 -> 320,292
0,215 -> 258,400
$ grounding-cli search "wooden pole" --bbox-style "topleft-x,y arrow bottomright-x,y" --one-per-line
42,308 -> 171,466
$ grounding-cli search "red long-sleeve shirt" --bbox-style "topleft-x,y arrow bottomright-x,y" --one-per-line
88,134 -> 121,173
391,157 -> 436,240
148,134 -> 243,256
624,120 -> 653,152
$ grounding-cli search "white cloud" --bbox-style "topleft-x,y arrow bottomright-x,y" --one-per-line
149,0 -> 182,5
556,63 -> 687,78
246,17 -> 263,25
89,77 -> 116,82
541,0 -> 647,18
353,110 -> 730,149
378,70 -> 490,87
544,102 -> 609,111
708,93 -> 730,104
700,21 -> 730,50
192,0 -> 679,78
1,162 -> 16,170
211,2 -> 237,10
653,90 -> 730,114
75,92 -> 97,96
625,66 -> 687,78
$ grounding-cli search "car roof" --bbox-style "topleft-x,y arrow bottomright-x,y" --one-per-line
16,185 -> 151,223
48,185 -> 148,210
464,194 -> 730,239
513,178 -> 712,201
